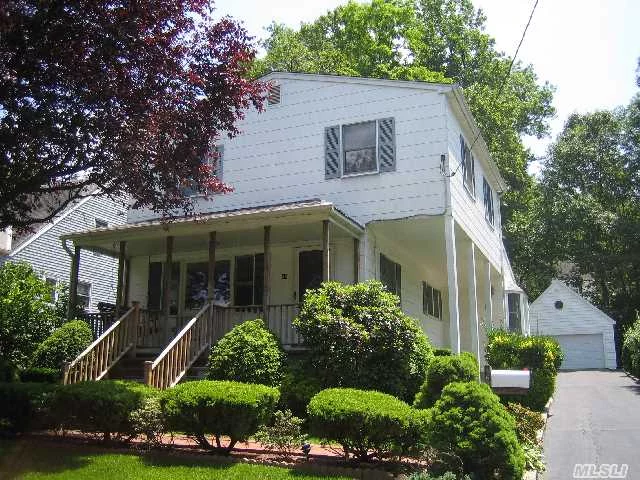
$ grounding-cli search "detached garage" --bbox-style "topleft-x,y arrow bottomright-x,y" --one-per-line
530,280 -> 616,370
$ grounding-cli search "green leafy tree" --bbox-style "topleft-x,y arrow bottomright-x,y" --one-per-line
0,261 -> 58,370
254,0 -> 555,296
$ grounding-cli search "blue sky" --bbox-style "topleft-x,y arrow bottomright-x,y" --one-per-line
214,0 -> 640,165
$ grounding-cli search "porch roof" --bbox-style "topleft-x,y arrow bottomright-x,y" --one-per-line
61,199 -> 363,256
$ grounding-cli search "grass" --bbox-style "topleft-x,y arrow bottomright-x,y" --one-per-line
0,439 -> 355,480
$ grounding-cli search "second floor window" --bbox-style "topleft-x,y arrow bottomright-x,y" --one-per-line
343,121 -> 377,175
460,135 -> 475,196
380,254 -> 401,299
483,177 -> 495,226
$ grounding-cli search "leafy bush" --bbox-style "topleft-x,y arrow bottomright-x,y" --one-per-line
207,319 -> 285,386
433,348 -> 452,357
0,382 -> 56,435
293,281 -> 433,402
486,330 -> 563,411
31,320 -> 93,369
0,261 -> 59,370
161,380 -> 279,452
278,358 -> 322,418
129,396 -> 166,449
50,380 -> 156,443
505,402 -> 544,445
408,473 -> 471,480
622,315 -> 640,377
255,409 -> 306,459
19,367 -> 60,383
413,352 -> 478,408
428,382 -> 525,479
307,387 -> 429,461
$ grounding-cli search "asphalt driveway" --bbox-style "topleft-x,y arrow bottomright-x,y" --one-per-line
544,370 -> 640,479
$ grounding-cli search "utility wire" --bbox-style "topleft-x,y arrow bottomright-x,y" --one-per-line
448,0 -> 540,178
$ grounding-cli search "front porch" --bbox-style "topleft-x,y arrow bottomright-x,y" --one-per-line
62,200 -> 363,388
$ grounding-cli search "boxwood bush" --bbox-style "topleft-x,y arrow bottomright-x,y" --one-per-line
428,382 -> 525,479
31,320 -> 93,370
49,380 -> 156,443
161,380 -> 280,452
622,315 -> 640,377
307,387 -> 429,461
293,281 -> 433,402
413,352 -> 478,408
207,319 -> 285,386
0,382 -> 57,435
486,330 -> 563,411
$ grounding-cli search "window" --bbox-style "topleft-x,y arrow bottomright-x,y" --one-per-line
460,135 -> 475,196
325,118 -> 395,179
77,281 -> 91,310
380,254 -> 401,299
343,121 -> 377,175
422,282 -> 442,319
146,262 -> 180,314
234,254 -> 264,306
507,293 -> 522,333
46,277 -> 57,302
95,218 -> 108,229
483,177 -> 494,226
184,260 -> 231,310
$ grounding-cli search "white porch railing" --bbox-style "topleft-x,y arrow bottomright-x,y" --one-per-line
63,304 -> 139,384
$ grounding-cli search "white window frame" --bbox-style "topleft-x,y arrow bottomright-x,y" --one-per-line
77,281 -> 91,310
341,120 -> 379,177
483,177 -> 495,227
422,281 -> 443,320
95,218 -> 108,229
461,136 -> 476,199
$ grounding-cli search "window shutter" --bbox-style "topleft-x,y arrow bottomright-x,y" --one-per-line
460,134 -> 465,173
378,117 -> 396,172
211,145 -> 224,180
325,125 -> 341,179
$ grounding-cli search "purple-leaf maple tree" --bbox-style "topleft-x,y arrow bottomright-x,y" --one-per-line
0,0 -> 265,230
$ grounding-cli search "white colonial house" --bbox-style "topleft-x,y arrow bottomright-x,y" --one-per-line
60,73 -> 527,388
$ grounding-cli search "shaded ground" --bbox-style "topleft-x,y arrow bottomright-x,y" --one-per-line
544,370 -> 640,479
0,438 -> 354,480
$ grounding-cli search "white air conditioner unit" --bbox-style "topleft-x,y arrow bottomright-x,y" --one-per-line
0,227 -> 12,255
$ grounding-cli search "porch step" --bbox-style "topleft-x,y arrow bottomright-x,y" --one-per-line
108,351 -> 159,382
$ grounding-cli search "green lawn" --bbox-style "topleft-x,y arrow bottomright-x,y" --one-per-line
0,439 -> 354,480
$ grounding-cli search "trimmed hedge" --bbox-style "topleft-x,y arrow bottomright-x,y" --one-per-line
31,320 -> 93,370
485,330 -> 563,411
293,281 -> 433,402
0,382 -> 56,435
307,388 -> 429,461
279,359 -> 322,419
161,380 -> 280,452
413,352 -> 478,408
428,382 -> 525,479
50,380 -> 156,443
622,315 -> 640,377
19,367 -> 60,384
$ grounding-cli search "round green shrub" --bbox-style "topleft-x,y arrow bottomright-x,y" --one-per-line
31,320 -> 93,369
413,352 -> 478,408
0,382 -> 56,435
622,315 -> 640,377
307,387 -> 429,461
161,380 -> 280,452
50,380 -> 156,443
428,382 -> 525,479
293,281 -> 433,402
207,319 -> 284,386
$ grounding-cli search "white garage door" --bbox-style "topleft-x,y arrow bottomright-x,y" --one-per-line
554,334 -> 605,370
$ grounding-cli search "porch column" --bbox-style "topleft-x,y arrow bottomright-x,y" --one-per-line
263,226 -> 272,309
124,258 -> 131,307
444,216 -> 460,353
162,236 -> 173,342
467,242 -> 480,367
67,245 -> 81,320
115,241 -> 126,317
353,237 -> 360,284
207,232 -> 217,303
322,220 -> 330,282
485,260 -> 492,329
